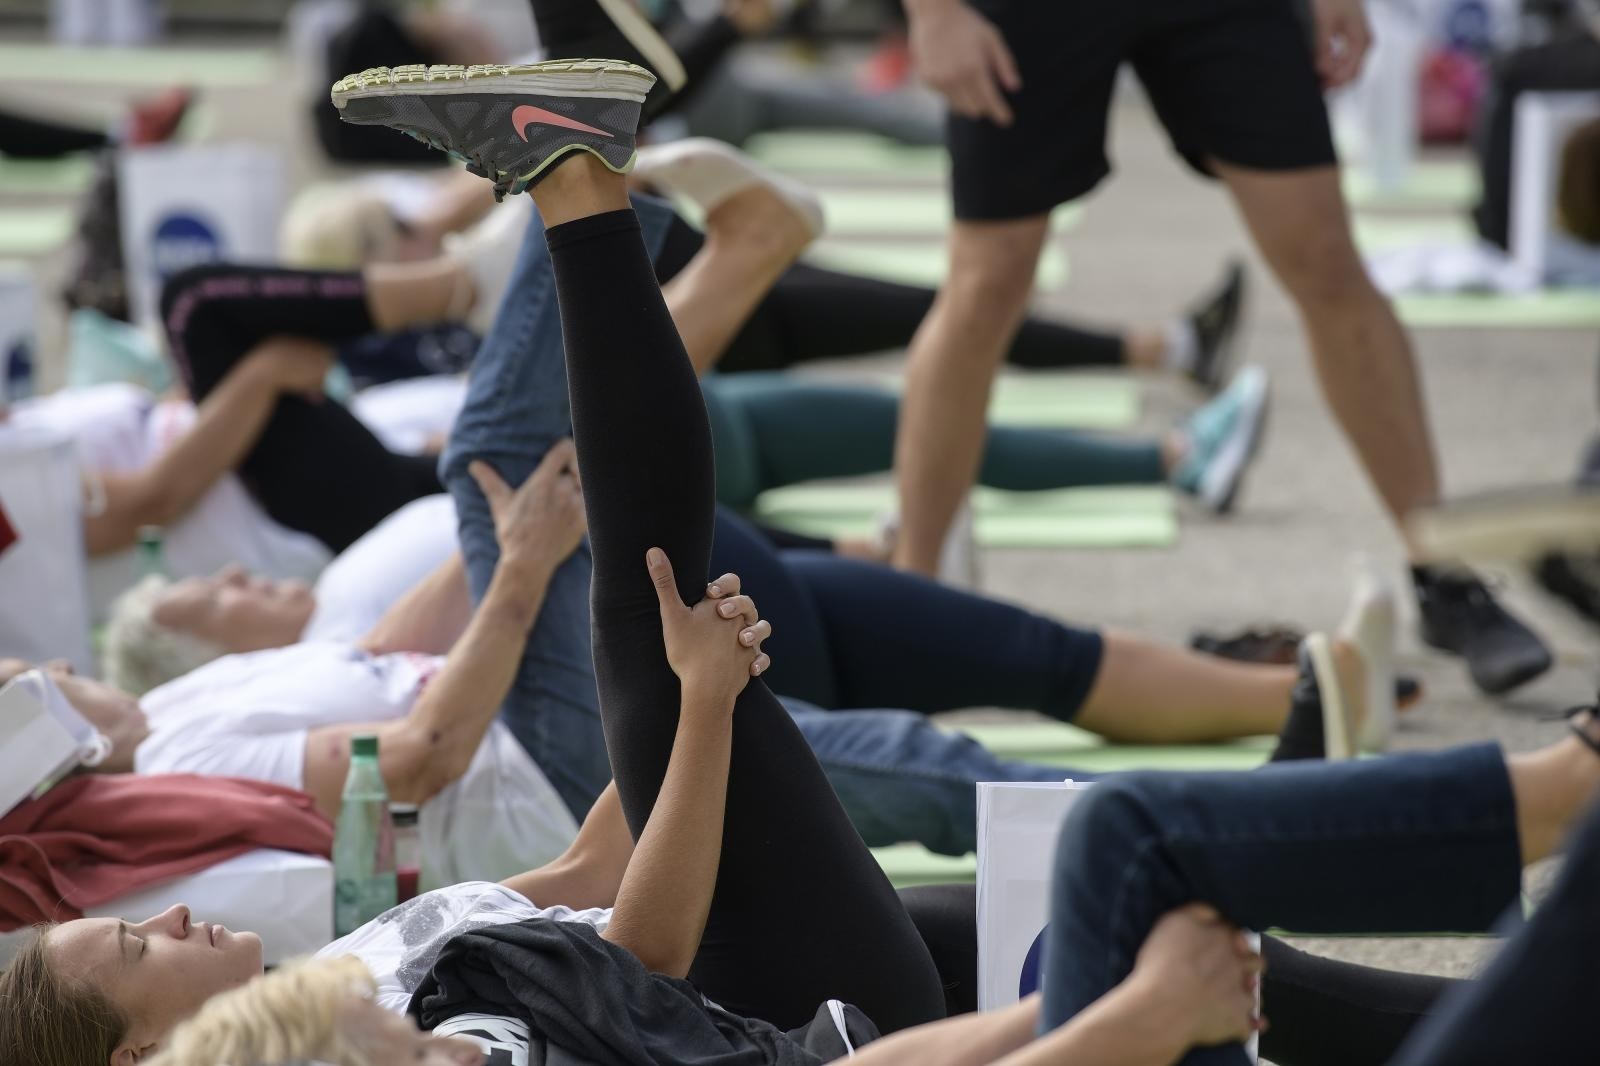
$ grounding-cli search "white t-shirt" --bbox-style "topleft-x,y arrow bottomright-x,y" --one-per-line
349,375 -> 468,457
134,643 -> 580,887
303,494 -> 461,644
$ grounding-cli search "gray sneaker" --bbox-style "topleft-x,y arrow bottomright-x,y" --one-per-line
331,60 -> 656,200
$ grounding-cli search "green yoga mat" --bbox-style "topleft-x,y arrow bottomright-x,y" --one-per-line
1351,215 -> 1478,252
1395,289 -> 1600,328
982,374 -> 1140,429
753,483 -> 1178,548
1343,160 -> 1481,210
0,44 -> 279,86
805,240 -> 1069,290
745,131 -> 947,181
0,208 -> 75,256
0,157 -> 93,197
818,187 -> 1081,237
951,722 -> 1275,772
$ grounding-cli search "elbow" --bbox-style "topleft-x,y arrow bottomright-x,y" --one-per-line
603,929 -> 693,979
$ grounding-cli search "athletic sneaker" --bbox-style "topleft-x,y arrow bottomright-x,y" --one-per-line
1535,551 -> 1600,629
1415,567 -> 1553,695
1339,561 -> 1397,753
1172,365 -> 1269,514
1191,624 -> 1422,708
330,60 -> 655,200
529,0 -> 687,98
1268,635 -> 1356,763
1187,260 -> 1246,393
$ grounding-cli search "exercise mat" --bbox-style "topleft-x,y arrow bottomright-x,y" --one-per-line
0,44 -> 278,86
805,240 -> 1069,290
745,130 -> 947,180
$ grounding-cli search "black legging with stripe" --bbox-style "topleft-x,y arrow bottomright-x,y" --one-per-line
159,265 -> 442,553
548,206 -> 946,1032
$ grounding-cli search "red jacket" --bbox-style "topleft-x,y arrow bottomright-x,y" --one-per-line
0,773 -> 332,928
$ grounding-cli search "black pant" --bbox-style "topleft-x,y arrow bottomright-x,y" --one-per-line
547,207 -> 946,1033
653,214 -> 1126,372
313,5 -> 447,165
1472,32 -> 1600,249
0,105 -> 109,158
895,882 -> 1455,1065
158,264 -> 442,552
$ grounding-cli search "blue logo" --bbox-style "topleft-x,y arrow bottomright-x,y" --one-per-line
150,213 -> 223,280
1019,926 -> 1048,998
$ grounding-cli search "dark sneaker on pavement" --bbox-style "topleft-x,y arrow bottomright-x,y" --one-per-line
1535,551 -> 1600,629
1415,568 -> 1553,695
331,60 -> 655,200
1188,260 -> 1246,393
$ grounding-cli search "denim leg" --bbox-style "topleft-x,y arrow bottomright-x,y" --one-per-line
439,192 -> 680,819
1041,744 -> 1523,1064
783,698 -> 1092,856
1388,799 -> 1600,1066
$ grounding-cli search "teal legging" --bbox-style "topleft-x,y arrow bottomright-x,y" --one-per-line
703,372 -> 1167,509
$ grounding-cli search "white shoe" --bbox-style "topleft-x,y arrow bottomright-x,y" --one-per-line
633,137 -> 826,239
1338,559 -> 1398,753
445,195 -> 535,337
1302,632 -> 1355,762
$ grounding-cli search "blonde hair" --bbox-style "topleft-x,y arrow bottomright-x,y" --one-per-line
146,955 -> 377,1066
280,184 -> 405,270
0,927 -> 129,1066
102,575 -> 228,696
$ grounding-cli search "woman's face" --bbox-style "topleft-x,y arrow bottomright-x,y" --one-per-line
340,995 -> 484,1066
46,904 -> 263,1063
153,565 -> 315,652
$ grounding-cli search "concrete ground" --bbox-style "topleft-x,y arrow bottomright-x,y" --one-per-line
7,30 -> 1598,1059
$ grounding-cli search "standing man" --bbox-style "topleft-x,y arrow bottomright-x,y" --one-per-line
890,0 -> 1552,694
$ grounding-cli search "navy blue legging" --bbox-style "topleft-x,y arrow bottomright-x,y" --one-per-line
708,507 -> 1104,718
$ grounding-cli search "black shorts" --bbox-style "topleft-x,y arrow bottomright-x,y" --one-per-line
950,0 -> 1339,221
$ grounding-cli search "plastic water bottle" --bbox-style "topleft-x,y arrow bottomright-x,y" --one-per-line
333,735 -> 398,936
390,802 -> 422,903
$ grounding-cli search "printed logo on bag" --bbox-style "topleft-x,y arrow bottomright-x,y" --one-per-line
0,499 -> 16,556
151,213 -> 223,279
1019,926 -> 1047,998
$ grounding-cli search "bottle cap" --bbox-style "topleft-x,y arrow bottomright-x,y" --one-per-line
389,802 -> 419,827
351,734 -> 379,757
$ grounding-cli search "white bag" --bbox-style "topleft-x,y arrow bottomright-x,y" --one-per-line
0,267 -> 37,405
0,671 -> 111,818
0,424 -> 93,673
118,145 -> 284,328
976,779 -> 1258,1061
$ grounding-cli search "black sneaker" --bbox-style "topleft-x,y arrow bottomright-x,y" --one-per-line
1535,551 -> 1600,629
1187,260 -> 1246,394
1415,568 -> 1554,695
331,60 -> 655,200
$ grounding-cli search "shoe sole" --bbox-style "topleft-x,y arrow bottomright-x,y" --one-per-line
593,0 -> 688,91
1199,367 -> 1269,514
1407,484 -> 1600,563
331,60 -> 656,108
1339,568 -> 1397,753
1304,632 -> 1354,761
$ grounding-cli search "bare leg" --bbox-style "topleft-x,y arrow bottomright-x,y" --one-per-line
364,257 -> 475,331
662,185 -> 815,373
1508,712 -> 1600,864
1217,162 -> 1440,549
891,215 -> 1051,575
1122,328 -> 1169,371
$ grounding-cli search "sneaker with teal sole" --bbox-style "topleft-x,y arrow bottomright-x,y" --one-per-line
331,60 -> 656,200
1172,365 -> 1270,514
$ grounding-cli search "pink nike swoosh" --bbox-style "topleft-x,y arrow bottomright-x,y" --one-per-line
511,104 -> 613,142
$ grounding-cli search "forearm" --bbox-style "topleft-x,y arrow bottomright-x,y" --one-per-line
83,359 -> 281,554
991,982 -> 1190,1066
602,690 -> 732,977
846,997 -> 1041,1066
501,781 -> 635,910
359,552 -> 472,655
394,555 -> 554,801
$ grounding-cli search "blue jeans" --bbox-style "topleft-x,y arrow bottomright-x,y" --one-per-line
1041,744 -> 1524,1064
785,699 -> 1092,856
442,191 -> 1091,843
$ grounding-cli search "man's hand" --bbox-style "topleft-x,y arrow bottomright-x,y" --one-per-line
906,0 -> 1021,126
245,337 -> 336,401
1311,0 -> 1373,89
1128,905 -> 1265,1049
469,440 -> 587,577
649,549 -> 771,713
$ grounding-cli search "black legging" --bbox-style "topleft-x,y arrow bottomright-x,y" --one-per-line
159,264 -> 442,553
895,883 -> 1457,1064
0,105 -> 110,158
549,206 -> 946,1033
653,214 -> 1126,372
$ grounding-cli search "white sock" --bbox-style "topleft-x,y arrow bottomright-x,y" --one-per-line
1162,319 -> 1199,374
